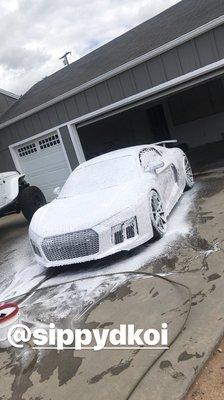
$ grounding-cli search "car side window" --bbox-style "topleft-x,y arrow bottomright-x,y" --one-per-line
139,147 -> 162,171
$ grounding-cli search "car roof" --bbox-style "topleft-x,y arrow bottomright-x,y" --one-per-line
78,144 -> 164,168
0,171 -> 20,179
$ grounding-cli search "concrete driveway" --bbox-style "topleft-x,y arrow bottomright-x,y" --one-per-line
0,168 -> 223,400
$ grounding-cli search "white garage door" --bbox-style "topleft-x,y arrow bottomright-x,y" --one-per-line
15,132 -> 71,202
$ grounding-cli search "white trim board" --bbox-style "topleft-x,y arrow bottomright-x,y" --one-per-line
67,124 -> 86,163
0,14 -> 224,130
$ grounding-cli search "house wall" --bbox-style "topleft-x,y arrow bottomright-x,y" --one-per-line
0,23 -> 224,171
78,75 -> 224,162
0,93 -> 17,117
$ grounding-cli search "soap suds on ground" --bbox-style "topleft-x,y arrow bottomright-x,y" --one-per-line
1,185 -> 199,322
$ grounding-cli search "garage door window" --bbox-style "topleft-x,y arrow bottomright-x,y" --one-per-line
18,143 -> 37,158
39,134 -> 60,150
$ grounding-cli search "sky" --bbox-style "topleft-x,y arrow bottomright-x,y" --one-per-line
0,0 -> 180,95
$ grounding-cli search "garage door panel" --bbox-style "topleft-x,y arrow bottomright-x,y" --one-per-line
22,163 -> 68,182
15,132 -> 71,202
27,169 -> 68,186
21,154 -> 66,171
31,169 -> 69,188
22,153 -> 66,172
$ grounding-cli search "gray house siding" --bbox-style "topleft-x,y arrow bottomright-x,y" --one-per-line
0,24 -> 224,172
1,0 -> 223,124
0,93 -> 17,117
59,125 -> 79,170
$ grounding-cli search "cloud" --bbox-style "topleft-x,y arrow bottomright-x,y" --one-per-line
0,47 -> 50,71
0,0 -> 180,95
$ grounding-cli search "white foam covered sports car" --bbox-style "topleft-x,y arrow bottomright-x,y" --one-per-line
29,141 -> 194,268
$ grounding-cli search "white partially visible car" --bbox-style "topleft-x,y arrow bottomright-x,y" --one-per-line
29,141 -> 194,268
0,171 -> 46,222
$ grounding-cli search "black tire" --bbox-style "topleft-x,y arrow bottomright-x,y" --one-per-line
19,186 -> 46,222
183,155 -> 194,191
149,190 -> 167,240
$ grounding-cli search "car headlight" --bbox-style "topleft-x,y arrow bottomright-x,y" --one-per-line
111,217 -> 138,245
29,230 -> 42,257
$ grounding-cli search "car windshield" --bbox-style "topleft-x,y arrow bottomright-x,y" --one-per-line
59,155 -> 138,197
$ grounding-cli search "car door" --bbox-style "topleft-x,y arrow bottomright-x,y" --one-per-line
158,148 -> 180,212
139,147 -> 177,213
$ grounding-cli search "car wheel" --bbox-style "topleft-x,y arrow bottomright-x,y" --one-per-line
183,155 -> 194,190
149,190 -> 167,240
19,186 -> 46,222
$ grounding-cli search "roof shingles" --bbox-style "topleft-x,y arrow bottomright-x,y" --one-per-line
1,0 -> 223,124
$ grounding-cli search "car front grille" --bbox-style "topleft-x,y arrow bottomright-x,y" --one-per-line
42,229 -> 99,261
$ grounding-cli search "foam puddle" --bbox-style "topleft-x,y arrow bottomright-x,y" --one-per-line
1,185 -> 199,316
0,263 -> 44,303
42,184 -> 198,288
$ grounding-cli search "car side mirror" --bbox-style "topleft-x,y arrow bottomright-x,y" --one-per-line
53,186 -> 61,196
145,161 -> 165,173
